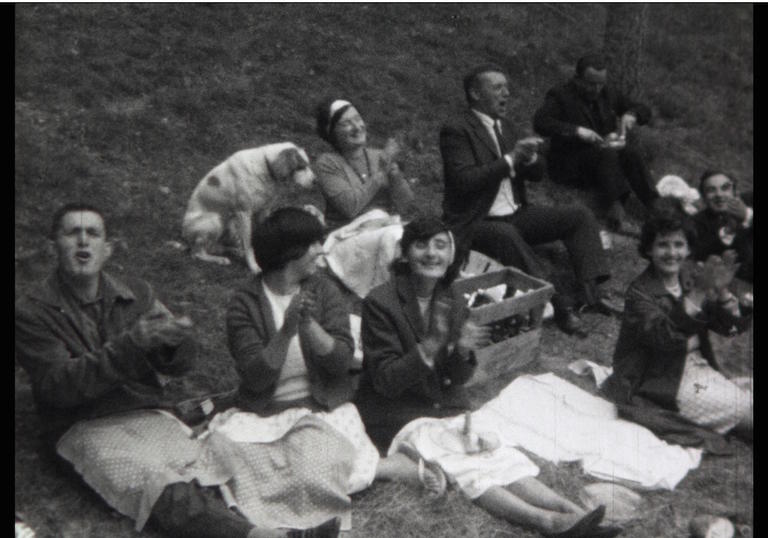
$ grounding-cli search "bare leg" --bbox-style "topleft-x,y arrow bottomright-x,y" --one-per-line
474,486 -> 586,534
375,452 -> 445,494
508,476 -> 585,515
375,452 -> 422,486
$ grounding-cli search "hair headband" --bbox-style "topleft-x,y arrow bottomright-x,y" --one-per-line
327,99 -> 353,136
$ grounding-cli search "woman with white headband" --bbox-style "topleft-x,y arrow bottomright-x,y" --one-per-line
314,98 -> 415,229
312,99 -> 417,299
356,216 -> 619,538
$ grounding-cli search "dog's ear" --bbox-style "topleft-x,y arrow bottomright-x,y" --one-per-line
270,147 -> 304,182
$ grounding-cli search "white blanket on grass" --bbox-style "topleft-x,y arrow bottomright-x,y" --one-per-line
390,373 -> 702,494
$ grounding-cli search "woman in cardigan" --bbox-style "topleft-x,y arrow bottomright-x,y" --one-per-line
602,198 -> 752,436
224,207 -> 447,528
313,98 -> 416,299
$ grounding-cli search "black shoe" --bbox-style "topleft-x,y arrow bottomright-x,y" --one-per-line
287,517 -> 342,538
544,505 -> 606,537
554,307 -> 588,339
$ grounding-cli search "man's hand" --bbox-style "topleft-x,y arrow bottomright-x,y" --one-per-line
723,197 -> 749,222
576,127 -> 604,145
619,113 -> 637,137
133,310 -> 194,351
510,136 -> 543,164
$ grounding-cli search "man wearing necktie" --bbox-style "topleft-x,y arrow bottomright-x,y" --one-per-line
440,64 -> 618,337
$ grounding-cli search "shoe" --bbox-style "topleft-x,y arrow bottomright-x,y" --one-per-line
591,525 -> 624,537
397,440 -> 447,497
554,307 -> 588,339
544,505 -> 606,537
286,516 -> 342,538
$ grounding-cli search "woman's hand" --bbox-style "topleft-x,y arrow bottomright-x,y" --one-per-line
382,137 -> 401,161
457,319 -> 492,352
691,254 -> 740,300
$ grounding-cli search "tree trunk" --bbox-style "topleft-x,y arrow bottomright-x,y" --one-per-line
603,4 -> 649,98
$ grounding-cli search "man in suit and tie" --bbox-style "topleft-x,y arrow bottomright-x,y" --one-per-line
533,53 -> 658,231
440,64 -> 618,338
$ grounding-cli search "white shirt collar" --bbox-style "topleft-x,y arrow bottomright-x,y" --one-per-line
471,108 -> 498,130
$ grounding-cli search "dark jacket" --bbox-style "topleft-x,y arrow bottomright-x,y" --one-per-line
359,272 -> 477,406
692,192 -> 753,282
15,271 -> 194,441
602,265 -> 752,411
226,273 -> 356,412
533,79 -> 651,182
440,110 -> 545,248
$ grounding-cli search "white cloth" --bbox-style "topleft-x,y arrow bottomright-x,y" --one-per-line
261,282 -> 310,402
322,209 -> 403,298
390,373 -> 702,493
388,416 -> 539,499
567,359 -> 614,388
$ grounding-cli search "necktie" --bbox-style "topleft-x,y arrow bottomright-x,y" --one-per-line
493,120 -> 508,156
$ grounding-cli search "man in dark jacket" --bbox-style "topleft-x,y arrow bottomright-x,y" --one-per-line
693,170 -> 753,283
533,53 -> 658,230
15,202 -> 340,538
440,63 -> 617,337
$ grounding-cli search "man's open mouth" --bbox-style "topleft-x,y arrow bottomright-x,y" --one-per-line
75,252 -> 91,262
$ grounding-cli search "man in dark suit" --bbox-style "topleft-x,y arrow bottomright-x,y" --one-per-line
533,53 -> 658,231
693,170 -> 753,283
440,64 -> 617,337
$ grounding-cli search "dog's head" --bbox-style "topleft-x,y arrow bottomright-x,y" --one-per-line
270,145 -> 316,189
656,175 -> 700,215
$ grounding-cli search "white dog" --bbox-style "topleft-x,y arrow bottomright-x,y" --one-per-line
182,142 -> 317,273
655,174 -> 701,215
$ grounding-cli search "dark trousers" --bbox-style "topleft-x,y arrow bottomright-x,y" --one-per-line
150,482 -> 254,538
472,204 -> 610,306
555,145 -> 658,208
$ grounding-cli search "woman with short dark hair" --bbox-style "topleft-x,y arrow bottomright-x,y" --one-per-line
603,197 -> 752,436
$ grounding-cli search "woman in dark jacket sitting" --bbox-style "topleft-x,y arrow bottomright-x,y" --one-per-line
603,198 -> 752,437
354,216 -> 488,450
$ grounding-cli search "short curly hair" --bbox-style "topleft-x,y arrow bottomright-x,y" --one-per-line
638,197 -> 697,260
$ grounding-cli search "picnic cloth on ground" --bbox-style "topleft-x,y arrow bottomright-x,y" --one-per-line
322,209 -> 403,298
57,408 -> 361,531
568,357 -> 737,455
389,373 -> 702,494
388,416 -> 540,499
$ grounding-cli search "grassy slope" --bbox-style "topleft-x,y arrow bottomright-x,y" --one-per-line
15,4 -> 752,537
